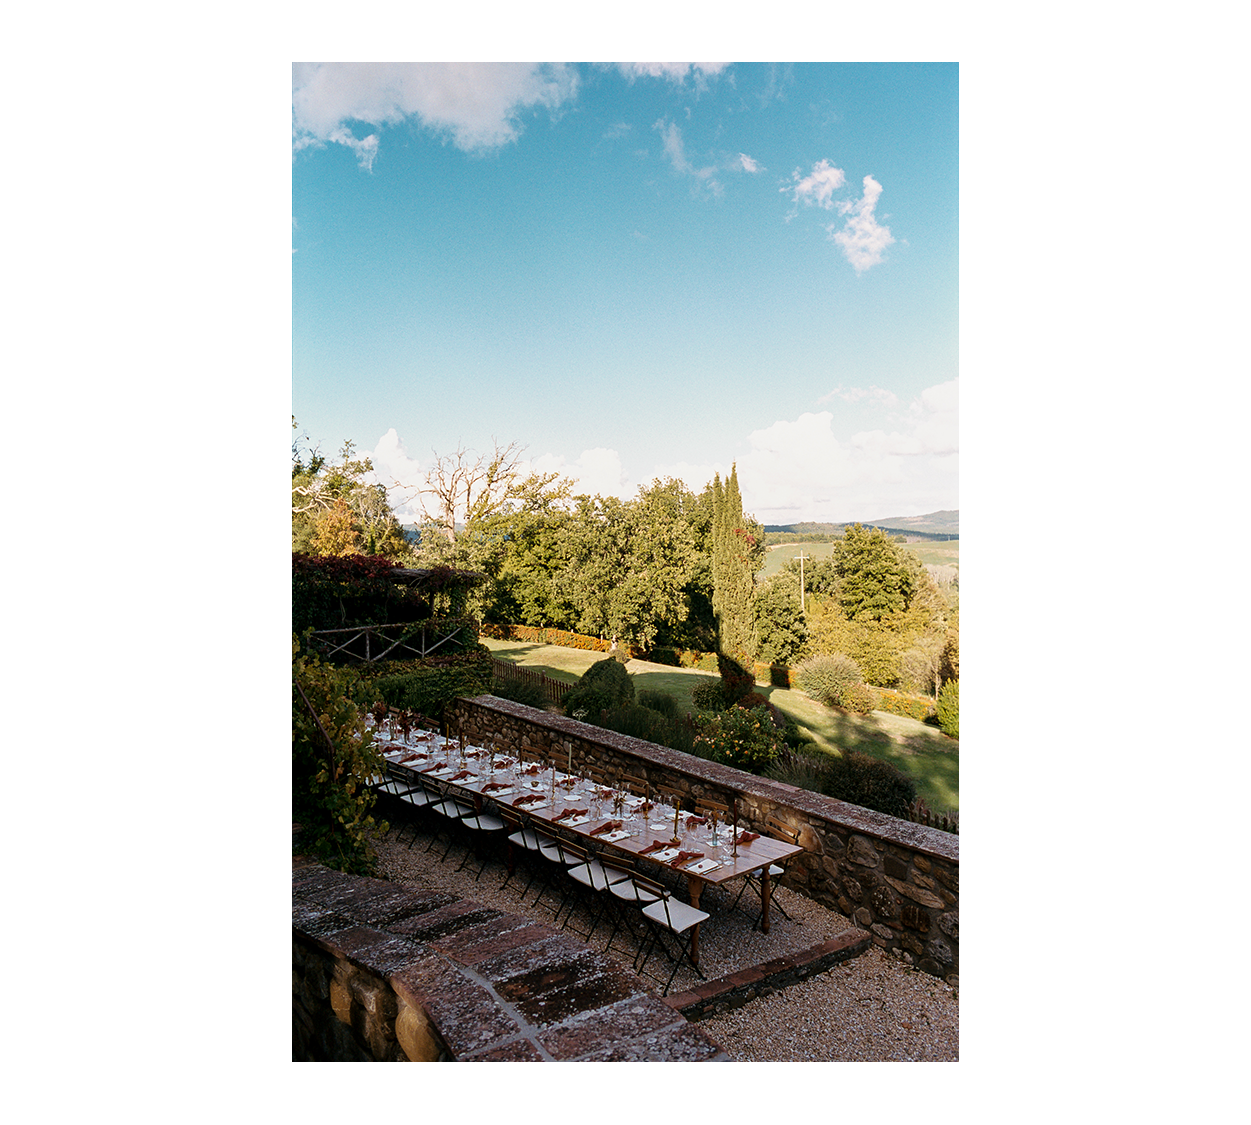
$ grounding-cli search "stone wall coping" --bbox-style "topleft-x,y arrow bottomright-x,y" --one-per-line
460,694 -> 958,864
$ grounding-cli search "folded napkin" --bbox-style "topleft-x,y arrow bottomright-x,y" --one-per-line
554,807 -> 589,822
519,765 -> 542,776
674,851 -> 705,866
639,840 -> 668,856
513,794 -> 546,807
448,770 -> 474,782
595,787 -> 615,800
636,801 -> 654,816
419,763 -> 443,773
589,820 -> 623,836
481,782 -> 511,792
735,831 -> 759,844
685,815 -> 707,829
492,761 -> 510,771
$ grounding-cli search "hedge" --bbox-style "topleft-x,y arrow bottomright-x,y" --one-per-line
872,686 -> 937,723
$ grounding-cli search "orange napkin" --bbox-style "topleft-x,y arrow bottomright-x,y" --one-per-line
639,841 -> 668,856
590,820 -> 623,836
513,794 -> 545,807
554,807 -> 588,822
482,782 -> 510,792
448,770 -> 473,782
736,831 -> 759,844
674,851 -> 705,866
685,815 -> 707,829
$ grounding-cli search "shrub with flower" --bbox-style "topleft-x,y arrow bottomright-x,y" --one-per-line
692,705 -> 786,775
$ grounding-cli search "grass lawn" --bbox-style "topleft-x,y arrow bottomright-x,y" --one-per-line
482,638 -> 958,811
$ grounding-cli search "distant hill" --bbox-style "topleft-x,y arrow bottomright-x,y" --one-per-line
763,510 -> 959,541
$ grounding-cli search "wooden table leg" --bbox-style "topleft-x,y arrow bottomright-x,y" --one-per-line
760,867 -> 772,933
686,875 -> 705,967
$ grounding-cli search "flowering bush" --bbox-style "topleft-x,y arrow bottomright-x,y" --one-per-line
693,705 -> 786,775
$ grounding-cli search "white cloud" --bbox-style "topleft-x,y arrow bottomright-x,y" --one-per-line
529,448 -> 637,501
828,174 -> 895,272
615,63 -> 730,83
818,385 -> 901,407
735,379 -> 958,522
654,119 -> 726,195
784,159 -> 846,211
292,62 -> 579,163
738,153 -> 761,173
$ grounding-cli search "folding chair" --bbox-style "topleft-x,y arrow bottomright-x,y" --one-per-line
455,799 -> 509,881
423,778 -> 475,860
600,858 -> 661,959
498,807 -> 543,897
558,841 -> 632,938
632,874 -> 709,995
731,814 -> 798,926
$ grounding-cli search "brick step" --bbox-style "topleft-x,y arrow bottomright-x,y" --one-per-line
663,927 -> 873,1020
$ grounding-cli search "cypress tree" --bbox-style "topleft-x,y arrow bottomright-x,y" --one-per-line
710,472 -> 726,629
708,464 -> 757,662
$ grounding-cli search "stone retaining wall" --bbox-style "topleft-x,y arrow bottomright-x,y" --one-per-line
448,695 -> 959,985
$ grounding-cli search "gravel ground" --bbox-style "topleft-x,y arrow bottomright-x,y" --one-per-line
366,813 -> 958,1062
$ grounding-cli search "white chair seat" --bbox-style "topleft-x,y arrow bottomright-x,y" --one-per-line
642,896 -> 709,935
568,859 -> 632,892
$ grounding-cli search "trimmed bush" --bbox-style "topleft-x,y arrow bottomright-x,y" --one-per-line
873,686 -> 936,723
646,647 -> 681,667
563,656 -> 634,720
795,653 -> 863,708
936,679 -> 959,738
842,682 -> 877,714
822,751 -> 917,819
637,689 -> 679,719
691,681 -> 727,711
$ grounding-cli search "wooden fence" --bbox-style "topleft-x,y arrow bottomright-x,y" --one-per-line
490,659 -> 572,706
906,797 -> 959,835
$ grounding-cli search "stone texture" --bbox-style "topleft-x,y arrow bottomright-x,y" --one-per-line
396,999 -> 446,1061
847,835 -> 881,867
882,875 -> 946,910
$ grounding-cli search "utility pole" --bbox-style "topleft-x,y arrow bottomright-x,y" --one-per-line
796,551 -> 810,614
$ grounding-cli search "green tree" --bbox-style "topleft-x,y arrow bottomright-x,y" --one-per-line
711,464 -> 759,661
552,482 -> 697,650
292,421 -> 408,559
832,524 -> 916,621
754,568 -> 808,665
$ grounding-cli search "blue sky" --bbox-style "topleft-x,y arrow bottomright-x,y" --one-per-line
292,62 -> 957,525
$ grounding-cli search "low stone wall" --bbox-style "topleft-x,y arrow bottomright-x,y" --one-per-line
448,695 -> 959,984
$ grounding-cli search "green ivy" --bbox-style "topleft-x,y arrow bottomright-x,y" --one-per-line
292,637 -> 388,874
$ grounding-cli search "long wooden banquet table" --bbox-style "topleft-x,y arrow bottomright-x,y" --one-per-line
374,729 -> 804,967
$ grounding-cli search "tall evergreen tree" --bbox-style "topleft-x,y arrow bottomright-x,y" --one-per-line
708,464 -> 758,661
